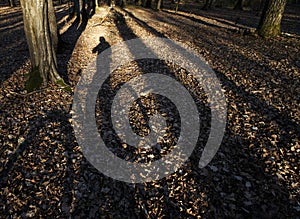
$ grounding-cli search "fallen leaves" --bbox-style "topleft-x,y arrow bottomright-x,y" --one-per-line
0,2 -> 300,218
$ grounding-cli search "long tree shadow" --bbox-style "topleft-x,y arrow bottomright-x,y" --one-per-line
1,5 -> 298,217
163,2 -> 300,35
69,7 -> 213,217
57,16 -> 88,84
162,9 -> 229,30
69,33 -> 141,217
0,108 -> 78,217
107,7 -> 298,217
104,8 -> 214,217
0,6 -> 27,85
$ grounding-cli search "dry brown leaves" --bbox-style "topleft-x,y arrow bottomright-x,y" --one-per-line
0,2 -> 299,218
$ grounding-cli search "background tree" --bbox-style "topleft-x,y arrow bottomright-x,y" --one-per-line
73,0 -> 88,21
234,0 -> 243,10
258,0 -> 287,37
73,0 -> 81,19
175,0 -> 180,12
251,0 -> 265,11
8,0 -> 16,7
20,0 -> 65,91
135,0 -> 142,5
156,0 -> 162,10
144,0 -> 152,7
95,0 -> 99,9
121,0 -> 127,7
202,0 -> 214,10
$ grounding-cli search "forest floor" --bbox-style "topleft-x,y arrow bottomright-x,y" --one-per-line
0,3 -> 300,218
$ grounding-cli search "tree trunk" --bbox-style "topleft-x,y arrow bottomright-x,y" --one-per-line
73,0 -> 81,18
259,0 -> 266,10
72,0 -> 88,21
8,0 -> 16,7
214,0 -> 223,8
20,0 -> 62,91
258,0 -> 287,37
175,0 -> 180,12
135,0 -> 142,5
202,0 -> 214,10
121,0 -> 127,7
145,0 -> 152,8
234,0 -> 243,10
81,0 -> 88,20
156,0 -> 162,10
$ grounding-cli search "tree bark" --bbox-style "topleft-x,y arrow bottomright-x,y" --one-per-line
175,0 -> 180,12
234,0 -> 243,10
145,0 -> 152,8
202,0 -> 214,10
20,0 -> 62,91
258,0 -> 287,37
73,0 -> 81,18
135,0 -> 142,5
72,0 -> 88,21
81,0 -> 88,20
121,0 -> 127,7
156,0 -> 162,10
8,0 -> 16,7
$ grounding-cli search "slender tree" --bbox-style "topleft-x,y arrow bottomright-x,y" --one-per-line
258,0 -> 287,37
20,0 -> 64,91
8,0 -> 16,7
144,0 -> 152,8
234,0 -> 243,10
73,0 -> 80,19
121,0 -> 127,7
202,0 -> 214,10
72,0 -> 88,21
175,0 -> 180,12
156,0 -> 162,10
135,0 -> 142,5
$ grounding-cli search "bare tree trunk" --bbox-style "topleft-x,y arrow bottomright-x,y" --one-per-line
8,0 -> 16,7
259,0 -> 266,10
145,0 -> 152,8
73,0 -> 81,18
202,0 -> 214,10
110,0 -> 115,7
135,0 -> 142,5
175,0 -> 180,12
258,0 -> 287,37
234,0 -> 243,10
81,0 -> 88,20
121,0 -> 127,7
214,0 -> 224,8
20,0 -> 62,91
72,0 -> 88,21
156,0 -> 162,10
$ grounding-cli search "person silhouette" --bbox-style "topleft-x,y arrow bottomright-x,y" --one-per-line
92,36 -> 110,55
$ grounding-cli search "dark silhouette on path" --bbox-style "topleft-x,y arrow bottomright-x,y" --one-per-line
92,36 -> 110,55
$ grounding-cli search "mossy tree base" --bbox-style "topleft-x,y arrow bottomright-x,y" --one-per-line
25,67 -> 43,92
258,24 -> 281,38
56,79 -> 72,92
25,67 -> 71,93
257,0 -> 287,38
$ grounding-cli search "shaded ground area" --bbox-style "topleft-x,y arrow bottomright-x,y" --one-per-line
0,3 -> 299,218
164,2 -> 300,35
